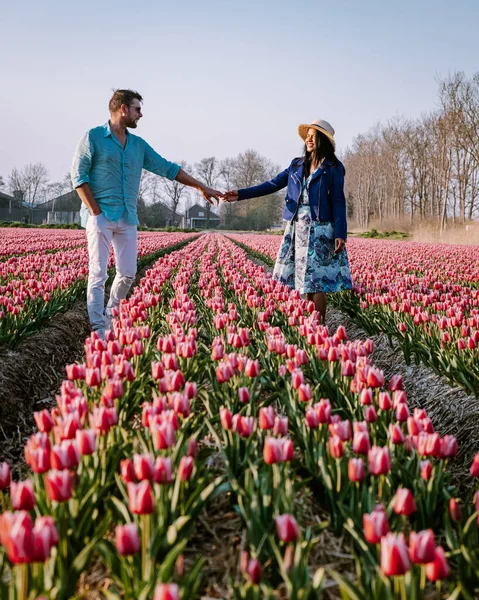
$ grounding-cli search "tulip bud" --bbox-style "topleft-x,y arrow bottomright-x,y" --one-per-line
127,481 -> 155,514
409,529 -> 435,564
244,359 -> 259,378
368,446 -> 391,475
298,383 -> 313,402
121,459 -> 136,483
178,456 -> 194,481
348,457 -> 365,482
393,488 -> 416,516
380,532 -> 411,576
359,388 -> 373,405
363,504 -> 389,544
220,407 -> 233,430
0,462 -> 11,490
378,391 -> 392,410
154,583 -> 180,600
389,423 -> 405,444
352,431 -> 370,455
329,435 -> 344,458
273,416 -> 288,436
76,429 -> 97,455
238,387 -> 251,404
246,558 -> 262,585
45,470 -> 72,502
115,523 -> 140,556
34,410 -> 54,433
420,460 -> 433,481
10,480 -> 36,510
449,498 -> 463,522
470,452 -> 479,477
275,514 -> 299,542
424,546 -> 450,581
259,406 -> 275,430
133,453 -> 155,481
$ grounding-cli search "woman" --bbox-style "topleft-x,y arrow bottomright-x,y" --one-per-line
224,119 -> 353,323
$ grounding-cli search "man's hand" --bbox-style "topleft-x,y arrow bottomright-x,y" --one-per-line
200,186 -> 224,205
334,238 -> 346,254
223,190 -> 239,203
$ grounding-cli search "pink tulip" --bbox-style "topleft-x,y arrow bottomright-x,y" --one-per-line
368,446 -> 391,475
393,488 -> 416,516
275,514 -> 299,542
154,583 -> 180,600
238,387 -> 251,404
76,429 -> 97,455
0,462 -> 11,489
45,470 -> 72,502
409,529 -> 436,564
10,480 -> 35,510
127,481 -> 155,514
425,546 -> 450,581
449,498 -> 462,522
178,456 -> 194,481
115,523 -> 140,556
380,532 -> 411,576
259,406 -> 275,430
348,457 -> 365,482
363,504 -> 389,544
352,431 -> 370,454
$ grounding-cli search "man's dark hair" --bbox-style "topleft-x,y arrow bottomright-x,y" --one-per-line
109,89 -> 143,113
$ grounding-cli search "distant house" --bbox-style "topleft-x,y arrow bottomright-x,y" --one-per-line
0,190 -> 29,223
39,190 -> 81,212
184,204 -> 221,229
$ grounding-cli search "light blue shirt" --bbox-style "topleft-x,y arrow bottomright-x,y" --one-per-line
71,122 -> 181,227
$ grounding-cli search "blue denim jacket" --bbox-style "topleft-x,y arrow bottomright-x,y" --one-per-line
237,157 -> 347,240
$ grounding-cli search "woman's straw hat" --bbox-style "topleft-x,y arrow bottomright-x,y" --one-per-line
298,119 -> 335,149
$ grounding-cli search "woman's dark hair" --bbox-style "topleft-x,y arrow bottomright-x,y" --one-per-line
303,130 -> 340,172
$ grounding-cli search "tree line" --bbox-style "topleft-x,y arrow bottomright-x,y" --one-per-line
343,71 -> 479,231
0,152 -> 285,230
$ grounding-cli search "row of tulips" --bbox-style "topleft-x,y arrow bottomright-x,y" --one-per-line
1,233 -> 479,598
0,228 -> 86,259
0,229 -> 198,345
226,233 -> 479,396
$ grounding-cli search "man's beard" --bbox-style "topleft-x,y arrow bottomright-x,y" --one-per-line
127,118 -> 138,129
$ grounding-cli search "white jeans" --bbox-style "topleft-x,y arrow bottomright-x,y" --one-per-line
86,213 -> 137,331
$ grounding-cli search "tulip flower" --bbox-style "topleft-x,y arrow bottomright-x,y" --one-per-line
187,437 -> 198,458
425,546 -> 450,581
263,437 -> 293,464
275,514 -> 299,542
389,423 -> 405,444
0,462 -> 11,489
328,435 -> 344,458
389,374 -> 403,391
259,406 -> 275,430
314,399 -> 332,423
364,405 -> 378,423
440,435 -> 457,458
291,369 -> 304,389
449,498 -> 462,522
244,359 -> 259,378
306,407 -> 319,429
238,386 -> 251,404
0,511 -> 35,563
378,391 -> 392,410
470,452 -> 479,477
152,422 -> 176,450
420,460 -> 433,481
33,516 -> 59,562
178,456 -> 194,481
380,532 -> 411,576
409,529 -> 435,564
154,456 -> 173,484
368,446 -> 391,475
273,416 -> 288,436
246,558 -> 262,585
363,505 -> 389,544
133,453 -> 155,481
393,488 -> 416,516
220,407 -> 233,430
76,429 -> 97,455
359,388 -> 373,405
297,383 -> 313,402
352,431 -> 370,454
348,457 -> 365,482
10,480 -> 35,511
127,481 -> 155,515
115,523 -> 140,556
45,470 -> 73,502
34,409 -> 54,433
154,583 -> 180,600
121,459 -> 136,483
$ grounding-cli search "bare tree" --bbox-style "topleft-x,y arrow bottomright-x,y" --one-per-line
159,160 -> 190,226
194,157 -> 221,228
8,162 -> 50,207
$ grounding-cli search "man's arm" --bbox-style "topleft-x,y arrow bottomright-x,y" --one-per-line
175,168 -> 223,205
76,183 -> 101,216
71,131 -> 101,215
143,142 -> 223,205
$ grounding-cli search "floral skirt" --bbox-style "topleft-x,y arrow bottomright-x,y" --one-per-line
273,205 -> 353,294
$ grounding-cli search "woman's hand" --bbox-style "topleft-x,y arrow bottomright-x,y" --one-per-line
224,190 -> 239,203
334,238 -> 345,254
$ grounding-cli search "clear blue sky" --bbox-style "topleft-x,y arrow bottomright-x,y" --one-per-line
1,0 -> 478,185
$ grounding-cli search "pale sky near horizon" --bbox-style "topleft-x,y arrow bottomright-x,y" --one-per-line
1,0 -> 478,187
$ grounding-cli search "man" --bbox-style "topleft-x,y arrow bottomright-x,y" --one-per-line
71,89 -> 222,337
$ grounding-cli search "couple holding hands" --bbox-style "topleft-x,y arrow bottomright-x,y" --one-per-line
71,89 -> 352,337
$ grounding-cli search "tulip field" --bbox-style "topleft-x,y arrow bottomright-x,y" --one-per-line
1,231 -> 479,599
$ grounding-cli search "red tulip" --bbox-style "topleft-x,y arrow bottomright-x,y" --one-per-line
367,367 -> 384,388
220,407 -> 233,430
152,422 -> 176,450
216,362 -> 233,383
259,406 -> 275,430
34,409 -> 54,433
10,480 -> 35,511
0,462 -> 11,490
33,516 -> 59,562
306,407 -> 319,429
127,481 -> 155,514
246,558 -> 262,585
121,459 -> 136,483
275,514 -> 299,542
425,546 -> 450,581
420,460 -> 433,481
368,446 -> 391,475
154,456 -> 173,484
389,374 -> 403,391
440,435 -> 457,458
178,456 -> 194,481
409,529 -> 435,564
76,429 -> 97,455
273,416 -> 288,436
328,435 -> 344,458
348,457 -> 365,482
45,470 -> 72,502
352,431 -> 370,454
364,405 -> 378,423
0,511 -> 35,563
396,403 -> 410,422
380,532 -> 411,576
329,419 -> 351,441
115,523 -> 140,556
389,423 -> 405,444
154,583 -> 180,600
359,388 -> 373,405
291,369 -> 304,389
244,359 -> 259,378
449,498 -> 462,522
238,387 -> 251,404
314,399 -> 331,423
378,391 -> 392,410
298,383 -> 313,402
470,452 -> 479,477
393,488 -> 416,516
133,453 -> 155,481
363,505 -> 389,545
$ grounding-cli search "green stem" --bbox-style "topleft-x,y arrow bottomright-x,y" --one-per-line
336,459 -> 341,493
15,563 -> 28,600
141,513 -> 151,582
